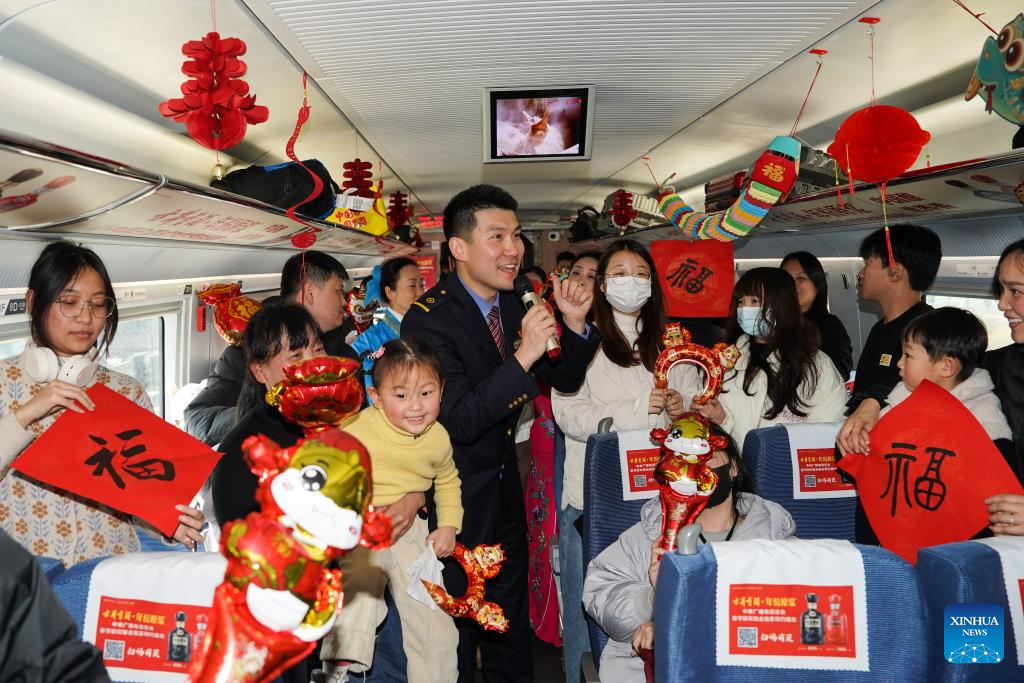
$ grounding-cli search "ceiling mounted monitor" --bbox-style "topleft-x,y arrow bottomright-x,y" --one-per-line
483,85 -> 595,163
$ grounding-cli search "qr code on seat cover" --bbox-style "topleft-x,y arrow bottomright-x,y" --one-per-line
103,639 -> 125,661
737,627 -> 758,648
803,474 -> 817,488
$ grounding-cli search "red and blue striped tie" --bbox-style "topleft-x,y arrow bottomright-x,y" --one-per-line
487,306 -> 507,359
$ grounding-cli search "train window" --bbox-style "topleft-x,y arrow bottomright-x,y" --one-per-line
0,337 -> 27,360
106,315 -> 165,416
925,294 -> 1013,351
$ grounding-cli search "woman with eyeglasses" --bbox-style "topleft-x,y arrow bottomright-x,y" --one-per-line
0,241 -> 204,564
551,239 -> 700,681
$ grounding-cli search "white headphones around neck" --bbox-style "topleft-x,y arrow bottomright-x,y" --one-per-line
23,340 -> 100,387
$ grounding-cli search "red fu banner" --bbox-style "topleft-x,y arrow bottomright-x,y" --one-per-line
839,380 -> 1024,564
651,240 -> 734,318
13,384 -> 222,536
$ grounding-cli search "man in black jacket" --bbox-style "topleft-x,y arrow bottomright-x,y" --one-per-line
402,184 -> 600,683
183,250 -> 359,446
0,529 -> 110,682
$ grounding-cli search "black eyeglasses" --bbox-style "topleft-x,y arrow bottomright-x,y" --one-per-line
55,294 -> 116,319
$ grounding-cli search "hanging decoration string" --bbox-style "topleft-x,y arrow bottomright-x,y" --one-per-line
951,0 -> 998,35
790,49 -> 828,137
881,182 -> 896,267
284,72 -> 325,254
859,17 -> 881,107
211,0 -> 220,167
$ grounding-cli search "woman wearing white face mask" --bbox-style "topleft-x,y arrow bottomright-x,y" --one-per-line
551,239 -> 700,681
691,267 -> 848,451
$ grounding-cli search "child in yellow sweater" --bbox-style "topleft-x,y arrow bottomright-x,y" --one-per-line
321,338 -> 462,683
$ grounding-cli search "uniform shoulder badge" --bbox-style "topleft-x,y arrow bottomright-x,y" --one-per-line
410,284 -> 449,314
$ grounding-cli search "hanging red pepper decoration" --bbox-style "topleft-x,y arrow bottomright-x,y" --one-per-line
609,189 -> 638,230
387,191 -> 413,228
159,32 -> 269,150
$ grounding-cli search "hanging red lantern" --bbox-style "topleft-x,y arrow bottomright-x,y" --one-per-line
342,159 -> 375,197
388,191 -> 413,228
827,105 -> 931,185
158,32 -> 269,150
609,189 -> 638,228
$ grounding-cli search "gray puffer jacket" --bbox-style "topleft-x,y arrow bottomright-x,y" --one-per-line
582,493 -> 796,682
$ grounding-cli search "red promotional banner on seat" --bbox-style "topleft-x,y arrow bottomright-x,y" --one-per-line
12,384 -> 222,537
651,240 -> 734,318
838,380 -> 1024,564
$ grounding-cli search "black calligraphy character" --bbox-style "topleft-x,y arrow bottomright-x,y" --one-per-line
84,434 -> 126,489
913,447 -> 956,511
123,458 -> 175,482
666,258 -> 698,289
880,443 -> 918,517
685,266 -> 714,294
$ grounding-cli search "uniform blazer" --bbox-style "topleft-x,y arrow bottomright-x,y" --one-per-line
401,272 -> 601,545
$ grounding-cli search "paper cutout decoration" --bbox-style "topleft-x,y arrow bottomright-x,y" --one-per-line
965,13 -> 1024,128
838,380 -> 1024,564
158,32 -> 269,151
653,323 -> 740,405
649,413 -> 725,552
189,430 -> 392,683
12,384 -> 221,536
197,283 -> 261,346
422,543 -> 509,632
658,135 -> 801,241
652,239 -> 734,318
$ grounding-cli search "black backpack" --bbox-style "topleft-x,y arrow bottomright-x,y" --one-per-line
211,160 -> 339,219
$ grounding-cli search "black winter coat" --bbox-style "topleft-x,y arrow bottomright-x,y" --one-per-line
985,343 -> 1024,480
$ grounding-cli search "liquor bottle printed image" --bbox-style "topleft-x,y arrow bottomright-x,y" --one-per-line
800,592 -> 824,645
167,611 -> 191,662
192,613 -> 208,654
825,593 -> 848,645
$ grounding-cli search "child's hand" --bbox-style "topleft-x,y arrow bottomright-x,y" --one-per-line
427,526 -> 457,558
837,399 -> 880,455
631,621 -> 655,655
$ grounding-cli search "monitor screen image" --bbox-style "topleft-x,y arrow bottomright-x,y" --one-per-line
484,86 -> 594,162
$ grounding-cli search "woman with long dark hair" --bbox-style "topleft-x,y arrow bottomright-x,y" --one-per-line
0,241 -> 203,562
582,422 -> 794,681
781,251 -> 853,380
691,267 -> 847,451
351,257 -> 424,389
551,239 -> 699,681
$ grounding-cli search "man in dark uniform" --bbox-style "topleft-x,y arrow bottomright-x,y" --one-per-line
402,184 -> 600,683
184,250 -> 360,446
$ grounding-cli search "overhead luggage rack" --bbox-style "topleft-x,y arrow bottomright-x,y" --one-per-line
573,148 -> 1024,249
0,130 -> 416,258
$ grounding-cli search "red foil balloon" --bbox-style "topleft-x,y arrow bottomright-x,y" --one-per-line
188,431 -> 391,683
422,543 -> 509,633
650,413 -> 728,552
265,356 -> 363,436
198,283 -> 261,346
826,105 -> 931,184
653,323 -> 740,405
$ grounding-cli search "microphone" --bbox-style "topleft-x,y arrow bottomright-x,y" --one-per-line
513,274 -> 561,360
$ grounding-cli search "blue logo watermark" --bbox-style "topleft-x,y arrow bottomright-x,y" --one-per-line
944,603 -> 1004,663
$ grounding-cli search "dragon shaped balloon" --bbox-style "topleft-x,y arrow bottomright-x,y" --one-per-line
188,430 -> 392,683
650,413 -> 727,552
653,323 -> 740,405
965,13 -> 1024,138
422,543 -> 509,633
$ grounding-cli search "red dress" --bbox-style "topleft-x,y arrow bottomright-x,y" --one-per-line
525,393 -> 561,646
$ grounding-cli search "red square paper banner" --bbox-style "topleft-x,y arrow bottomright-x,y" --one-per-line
651,240 -> 734,318
13,384 -> 222,536
839,380 -> 1024,564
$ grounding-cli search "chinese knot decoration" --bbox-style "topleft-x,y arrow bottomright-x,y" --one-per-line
422,543 -> 510,632
188,429 -> 392,683
265,356 -> 363,437
197,283 -> 261,346
388,190 -> 413,228
653,323 -> 740,405
609,189 -> 638,230
158,32 -> 269,151
650,413 -> 726,552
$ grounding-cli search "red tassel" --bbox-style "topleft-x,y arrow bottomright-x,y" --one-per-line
284,73 -> 324,248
